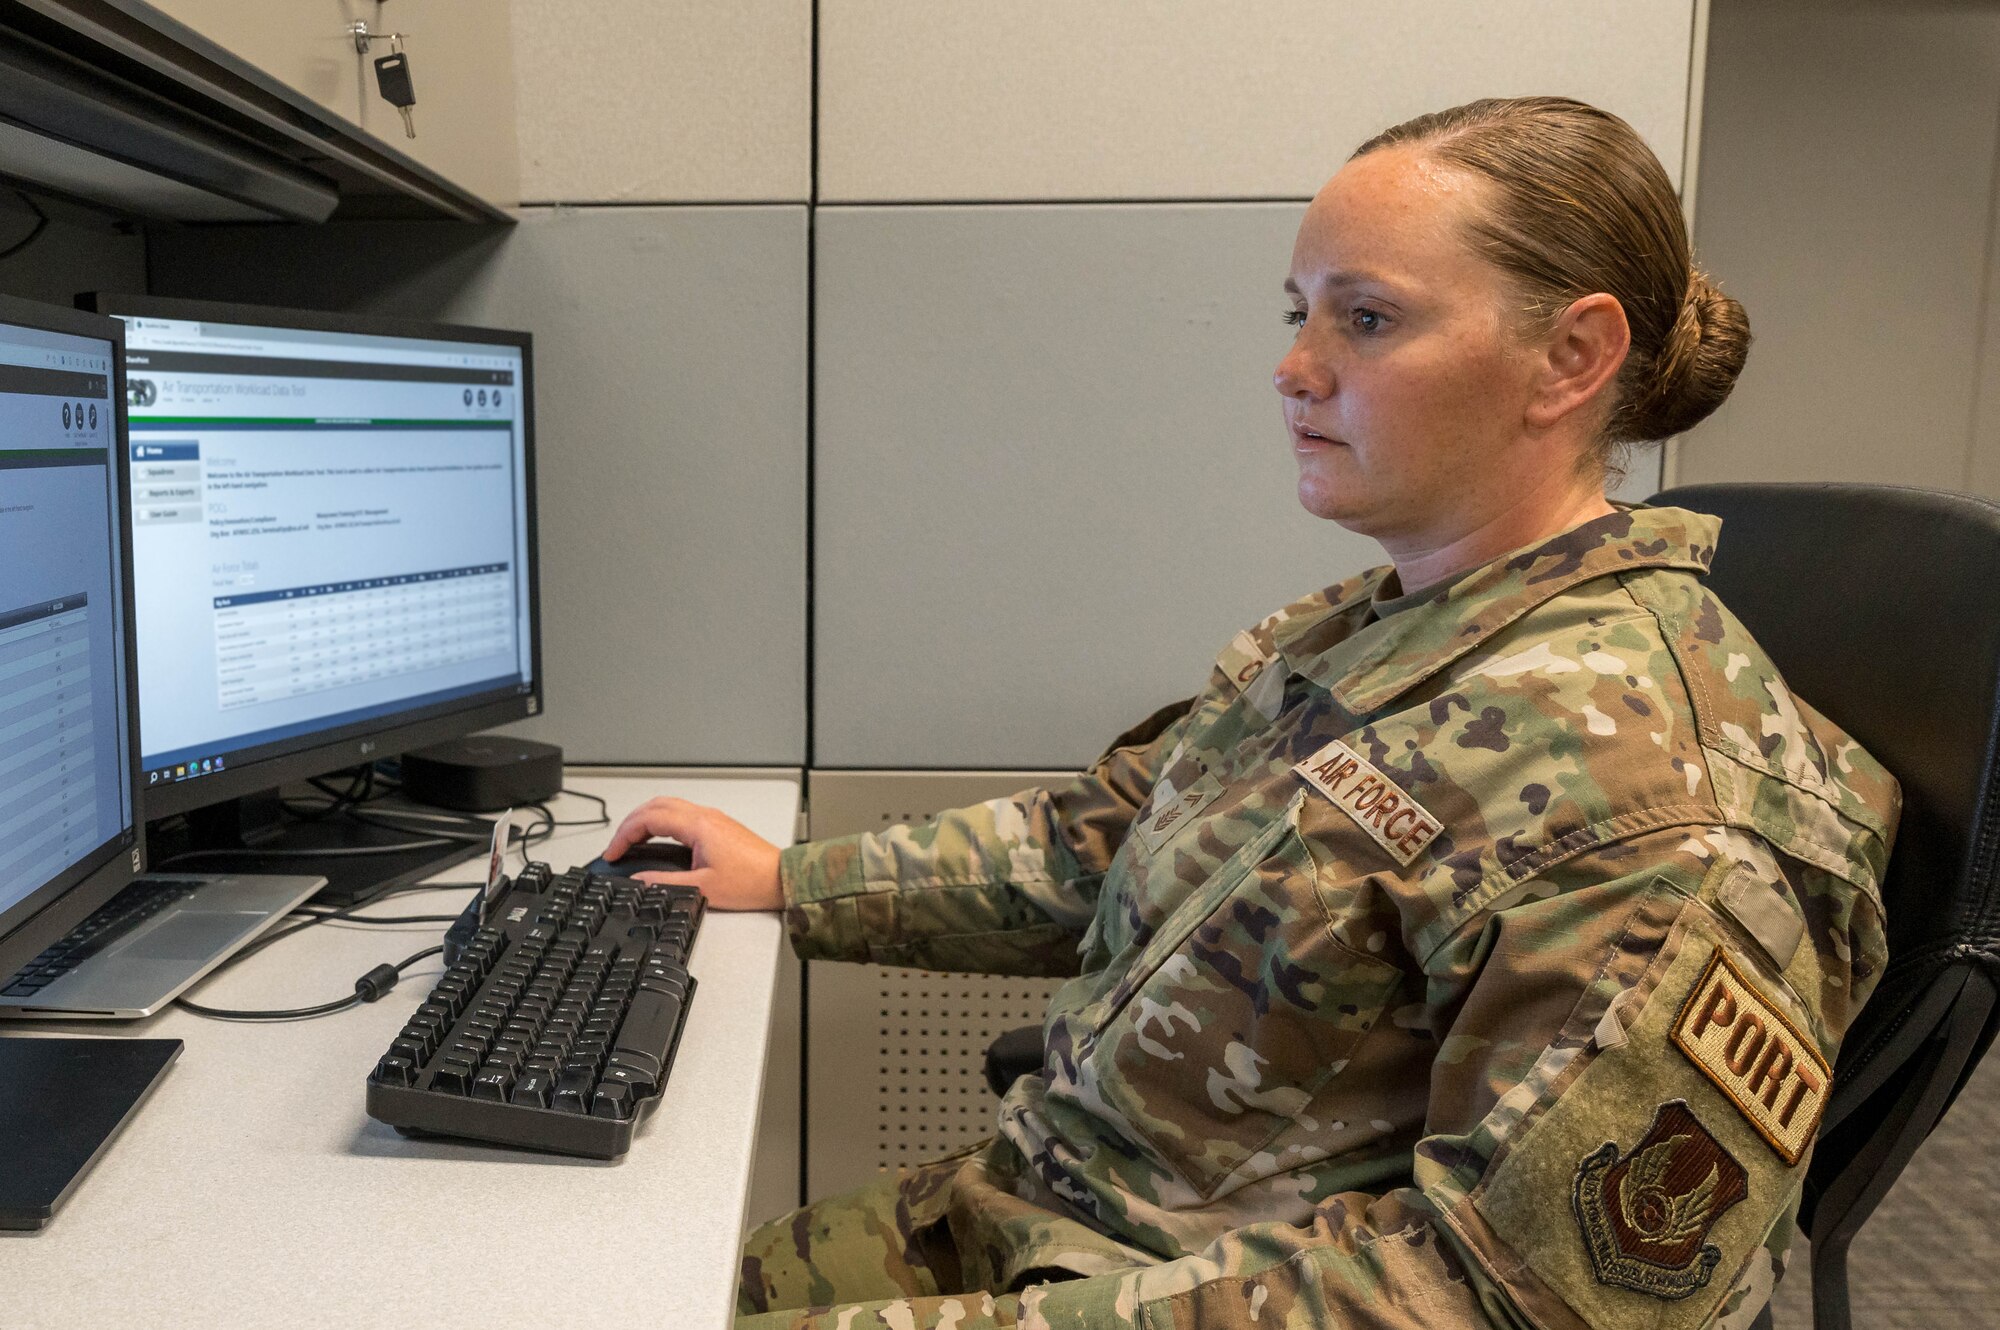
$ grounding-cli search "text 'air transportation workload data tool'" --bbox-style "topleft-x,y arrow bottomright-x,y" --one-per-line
117,316 -> 534,788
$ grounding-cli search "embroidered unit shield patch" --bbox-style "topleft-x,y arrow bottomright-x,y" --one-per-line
1292,739 -> 1441,866
1671,949 -> 1829,1164
1572,1100 -> 1749,1300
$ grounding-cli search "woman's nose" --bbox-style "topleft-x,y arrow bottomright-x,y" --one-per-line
1273,334 -> 1333,401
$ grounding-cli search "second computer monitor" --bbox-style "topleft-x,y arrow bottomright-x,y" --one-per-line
86,295 -> 541,826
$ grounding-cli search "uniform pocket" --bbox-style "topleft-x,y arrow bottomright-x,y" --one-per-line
1082,794 -> 1403,1197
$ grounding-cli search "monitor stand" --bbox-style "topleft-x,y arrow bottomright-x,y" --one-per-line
147,789 -> 483,908
0,1036 -> 181,1230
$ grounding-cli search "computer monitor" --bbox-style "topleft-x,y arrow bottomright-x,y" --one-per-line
83,294 -> 541,903
0,295 -> 180,1232
0,297 -> 140,971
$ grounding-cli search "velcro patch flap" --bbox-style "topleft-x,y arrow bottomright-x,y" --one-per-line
1293,739 -> 1441,867
1671,950 -> 1828,1164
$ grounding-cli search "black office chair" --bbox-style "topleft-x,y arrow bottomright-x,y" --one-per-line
1658,482 -> 2000,1330
984,482 -> 2000,1330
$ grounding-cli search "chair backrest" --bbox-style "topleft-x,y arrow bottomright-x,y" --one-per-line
1656,482 -> 2000,1224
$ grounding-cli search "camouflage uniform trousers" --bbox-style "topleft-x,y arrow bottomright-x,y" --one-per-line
736,1149 -> 1044,1329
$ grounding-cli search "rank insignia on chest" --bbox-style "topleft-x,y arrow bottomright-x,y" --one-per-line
1572,1100 -> 1749,1300
1671,949 -> 1829,1164
1292,739 -> 1442,866
1133,774 -> 1223,855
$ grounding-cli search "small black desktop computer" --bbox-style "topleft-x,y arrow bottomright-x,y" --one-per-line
82,294 -> 546,905
0,293 -> 181,1228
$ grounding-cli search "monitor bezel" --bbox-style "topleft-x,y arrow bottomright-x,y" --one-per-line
80,292 -> 543,826
0,294 -> 144,976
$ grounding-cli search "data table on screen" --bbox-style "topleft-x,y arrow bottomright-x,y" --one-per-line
0,595 -> 100,892
211,564 -> 516,711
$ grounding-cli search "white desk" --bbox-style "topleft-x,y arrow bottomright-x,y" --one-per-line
5,769 -> 800,1330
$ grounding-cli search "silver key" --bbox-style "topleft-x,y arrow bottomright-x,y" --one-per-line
374,49 -> 417,140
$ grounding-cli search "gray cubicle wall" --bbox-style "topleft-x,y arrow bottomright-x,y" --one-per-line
144,208 -> 808,766
814,202 -> 1380,770
814,203 -> 1665,770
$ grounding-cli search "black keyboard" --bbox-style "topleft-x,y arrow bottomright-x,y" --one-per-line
364,861 -> 703,1159
1,877 -> 203,997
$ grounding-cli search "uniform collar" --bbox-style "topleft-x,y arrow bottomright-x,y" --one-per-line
1274,505 -> 1721,713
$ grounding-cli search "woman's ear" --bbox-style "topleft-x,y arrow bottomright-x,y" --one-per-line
1524,293 -> 1630,431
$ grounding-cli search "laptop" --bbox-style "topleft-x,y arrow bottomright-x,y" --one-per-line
0,874 -> 324,1019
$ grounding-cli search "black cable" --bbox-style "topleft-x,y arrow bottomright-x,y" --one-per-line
152,835 -> 462,868
285,764 -> 376,821
0,193 -> 48,262
166,789 -> 604,1020
342,806 -> 494,842
185,880 -> 476,984
514,788 -> 610,865
289,909 -> 460,924
175,945 -> 443,1022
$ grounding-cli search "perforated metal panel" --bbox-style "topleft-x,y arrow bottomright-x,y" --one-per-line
804,770 -> 1071,1200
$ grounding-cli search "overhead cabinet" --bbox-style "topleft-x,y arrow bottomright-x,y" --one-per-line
0,0 -> 516,222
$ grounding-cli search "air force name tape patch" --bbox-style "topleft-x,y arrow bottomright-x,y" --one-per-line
1672,949 -> 1829,1165
1293,739 -> 1442,867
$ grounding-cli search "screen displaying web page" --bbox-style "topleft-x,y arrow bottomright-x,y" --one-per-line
118,314 -> 534,786
0,323 -> 130,917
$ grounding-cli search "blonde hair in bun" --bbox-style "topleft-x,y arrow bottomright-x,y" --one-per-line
1354,97 -> 1752,472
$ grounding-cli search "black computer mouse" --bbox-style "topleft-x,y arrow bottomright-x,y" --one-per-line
584,840 -> 694,879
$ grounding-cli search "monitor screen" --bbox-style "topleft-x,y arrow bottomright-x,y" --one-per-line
97,302 -> 539,814
0,303 -> 135,944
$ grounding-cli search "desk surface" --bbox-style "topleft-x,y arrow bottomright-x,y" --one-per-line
6,769 -> 799,1330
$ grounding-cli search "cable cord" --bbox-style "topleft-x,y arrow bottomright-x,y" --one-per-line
171,880 -> 475,1022
0,193 -> 48,262
166,788 -> 609,1021
175,945 -> 442,1022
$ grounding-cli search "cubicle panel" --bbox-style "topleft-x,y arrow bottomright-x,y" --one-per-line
818,0 -> 1696,202
814,202 -> 1390,770
510,0 -> 812,204
146,206 -> 809,765
1685,0 -> 2000,492
803,770 -> 1073,1202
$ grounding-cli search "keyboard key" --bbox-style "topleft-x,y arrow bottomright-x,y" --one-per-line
551,1067 -> 594,1114
611,989 -> 685,1064
472,1066 -> 515,1101
591,1081 -> 635,1119
601,1061 -> 656,1095
510,1070 -> 553,1108
430,1059 -> 477,1095
374,1053 -> 418,1085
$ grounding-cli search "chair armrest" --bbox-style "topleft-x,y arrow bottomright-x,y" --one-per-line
983,1024 -> 1043,1098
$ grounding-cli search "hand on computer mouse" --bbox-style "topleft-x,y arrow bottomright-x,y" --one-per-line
601,797 -> 783,911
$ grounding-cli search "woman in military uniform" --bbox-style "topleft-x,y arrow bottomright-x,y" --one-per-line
604,97 -> 1898,1330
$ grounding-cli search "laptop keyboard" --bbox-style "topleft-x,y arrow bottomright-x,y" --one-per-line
1,878 -> 205,996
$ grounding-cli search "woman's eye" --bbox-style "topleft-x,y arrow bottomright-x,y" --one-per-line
1351,308 -> 1385,333
1281,309 -> 1307,327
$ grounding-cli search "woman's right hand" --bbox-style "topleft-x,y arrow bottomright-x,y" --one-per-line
599,796 -> 784,912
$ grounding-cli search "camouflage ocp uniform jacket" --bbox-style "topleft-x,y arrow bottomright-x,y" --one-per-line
780,506 -> 1898,1330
